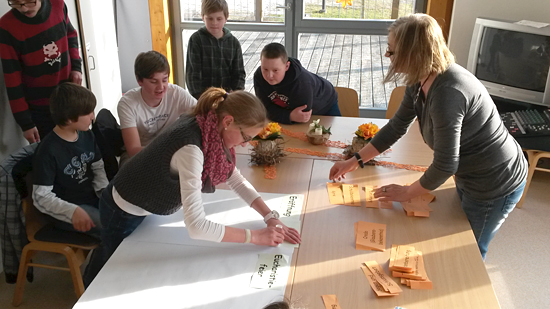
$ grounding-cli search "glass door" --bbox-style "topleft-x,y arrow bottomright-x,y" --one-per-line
173,0 -> 424,108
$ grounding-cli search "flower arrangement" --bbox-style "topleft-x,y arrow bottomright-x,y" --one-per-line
336,0 -> 353,8
355,122 -> 379,141
255,122 -> 282,140
308,119 -> 332,136
343,122 -> 380,159
250,122 -> 285,167
306,119 -> 331,145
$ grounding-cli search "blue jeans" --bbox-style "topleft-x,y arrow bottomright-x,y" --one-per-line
457,180 -> 526,260
52,202 -> 102,239
83,183 -> 146,287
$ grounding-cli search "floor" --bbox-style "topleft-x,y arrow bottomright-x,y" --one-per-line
183,31 -> 398,108
0,170 -> 548,308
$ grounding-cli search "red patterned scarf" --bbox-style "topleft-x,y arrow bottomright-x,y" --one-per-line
196,111 -> 236,188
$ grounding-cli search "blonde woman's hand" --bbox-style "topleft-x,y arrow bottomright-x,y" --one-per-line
267,219 -> 301,244
251,226 -> 285,246
329,158 -> 359,181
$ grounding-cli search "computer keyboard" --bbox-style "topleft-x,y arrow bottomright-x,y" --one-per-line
500,109 -> 550,137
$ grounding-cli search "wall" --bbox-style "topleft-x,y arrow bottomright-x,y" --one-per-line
448,0 -> 550,66
115,0 -> 153,92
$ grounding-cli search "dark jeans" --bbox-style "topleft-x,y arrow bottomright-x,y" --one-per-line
322,96 -> 342,116
457,180 -> 526,260
82,183 -> 145,287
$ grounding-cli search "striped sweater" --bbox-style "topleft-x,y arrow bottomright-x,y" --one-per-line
0,0 -> 82,131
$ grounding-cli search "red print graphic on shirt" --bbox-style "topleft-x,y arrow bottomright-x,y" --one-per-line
268,91 -> 289,108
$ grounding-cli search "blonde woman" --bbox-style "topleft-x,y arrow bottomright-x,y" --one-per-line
329,14 -> 527,260
84,88 -> 301,286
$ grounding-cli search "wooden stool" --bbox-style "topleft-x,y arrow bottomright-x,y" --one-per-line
516,150 -> 550,209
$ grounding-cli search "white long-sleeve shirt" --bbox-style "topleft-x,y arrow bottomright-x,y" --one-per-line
114,145 -> 261,242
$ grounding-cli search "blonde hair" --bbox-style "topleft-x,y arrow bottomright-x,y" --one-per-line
201,0 -> 229,18
194,87 -> 267,128
384,14 -> 455,86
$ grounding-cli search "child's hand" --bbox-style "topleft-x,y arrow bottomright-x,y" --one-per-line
290,105 -> 312,123
72,207 -> 96,232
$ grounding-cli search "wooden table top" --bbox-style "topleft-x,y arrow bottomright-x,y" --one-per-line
288,160 -> 499,309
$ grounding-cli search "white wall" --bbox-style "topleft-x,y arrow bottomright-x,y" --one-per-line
448,0 -> 550,66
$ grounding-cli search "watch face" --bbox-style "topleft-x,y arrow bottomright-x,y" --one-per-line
273,210 -> 280,219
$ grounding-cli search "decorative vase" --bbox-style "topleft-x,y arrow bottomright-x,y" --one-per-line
351,136 -> 371,153
306,131 -> 330,145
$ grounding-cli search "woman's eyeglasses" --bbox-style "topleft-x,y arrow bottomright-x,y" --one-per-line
8,0 -> 37,8
239,127 -> 252,143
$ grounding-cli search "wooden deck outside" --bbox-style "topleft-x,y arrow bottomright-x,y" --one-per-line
183,30 -> 397,108
233,31 -> 396,108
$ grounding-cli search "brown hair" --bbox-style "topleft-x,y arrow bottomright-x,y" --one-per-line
134,51 -> 170,81
261,42 -> 288,63
194,87 -> 267,128
201,0 -> 229,18
383,14 -> 455,86
50,83 -> 96,126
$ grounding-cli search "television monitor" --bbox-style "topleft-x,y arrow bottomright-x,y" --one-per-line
467,18 -> 550,108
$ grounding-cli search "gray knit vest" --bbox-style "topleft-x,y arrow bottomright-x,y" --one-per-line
113,115 -> 208,215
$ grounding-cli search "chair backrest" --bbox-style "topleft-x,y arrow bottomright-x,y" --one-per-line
334,87 -> 359,117
386,86 -> 406,119
21,173 -> 50,242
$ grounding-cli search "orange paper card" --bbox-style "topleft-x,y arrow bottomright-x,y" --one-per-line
327,182 -> 345,205
393,245 -> 416,272
342,184 -> 361,206
321,294 -> 342,309
380,201 -> 393,209
355,221 -> 386,251
364,261 -> 403,294
361,266 -> 399,297
363,185 -> 379,208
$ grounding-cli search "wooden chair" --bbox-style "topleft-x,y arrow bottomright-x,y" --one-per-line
515,150 -> 550,209
334,87 -> 359,117
386,86 -> 406,119
13,175 -> 100,306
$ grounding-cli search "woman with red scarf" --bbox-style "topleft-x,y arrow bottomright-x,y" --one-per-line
83,88 -> 301,286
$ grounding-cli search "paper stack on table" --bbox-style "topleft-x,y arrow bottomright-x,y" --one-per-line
400,193 -> 435,217
361,260 -> 402,297
354,221 -> 386,251
363,185 -> 393,209
327,182 -> 361,206
389,244 -> 432,290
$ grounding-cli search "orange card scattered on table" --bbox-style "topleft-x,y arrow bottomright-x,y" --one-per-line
361,266 -> 399,297
363,185 -> 379,208
327,182 -> 345,205
364,261 -> 403,294
355,221 -> 386,251
321,294 -> 342,309
342,184 -> 361,206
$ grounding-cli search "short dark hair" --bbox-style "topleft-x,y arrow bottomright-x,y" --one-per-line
50,83 -> 96,126
261,43 -> 288,63
134,51 -> 170,81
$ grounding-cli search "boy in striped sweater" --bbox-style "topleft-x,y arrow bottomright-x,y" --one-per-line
0,0 -> 82,144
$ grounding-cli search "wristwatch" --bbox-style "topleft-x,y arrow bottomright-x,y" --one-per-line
263,210 -> 280,223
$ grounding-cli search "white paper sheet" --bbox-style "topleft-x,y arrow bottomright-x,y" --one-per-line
249,254 -> 290,290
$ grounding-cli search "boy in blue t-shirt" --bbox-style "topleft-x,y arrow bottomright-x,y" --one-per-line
32,83 -> 108,239
185,0 -> 245,99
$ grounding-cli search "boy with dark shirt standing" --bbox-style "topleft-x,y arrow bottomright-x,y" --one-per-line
32,83 -> 107,238
185,0 -> 245,100
0,0 -> 82,143
254,43 -> 340,124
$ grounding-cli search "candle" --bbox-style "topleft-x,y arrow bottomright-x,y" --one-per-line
315,128 -> 322,135
309,123 -> 315,130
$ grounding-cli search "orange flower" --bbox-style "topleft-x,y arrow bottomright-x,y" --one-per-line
257,122 -> 282,140
336,0 -> 353,8
355,122 -> 379,140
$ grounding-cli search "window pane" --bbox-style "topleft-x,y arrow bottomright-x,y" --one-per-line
303,0 -> 416,20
